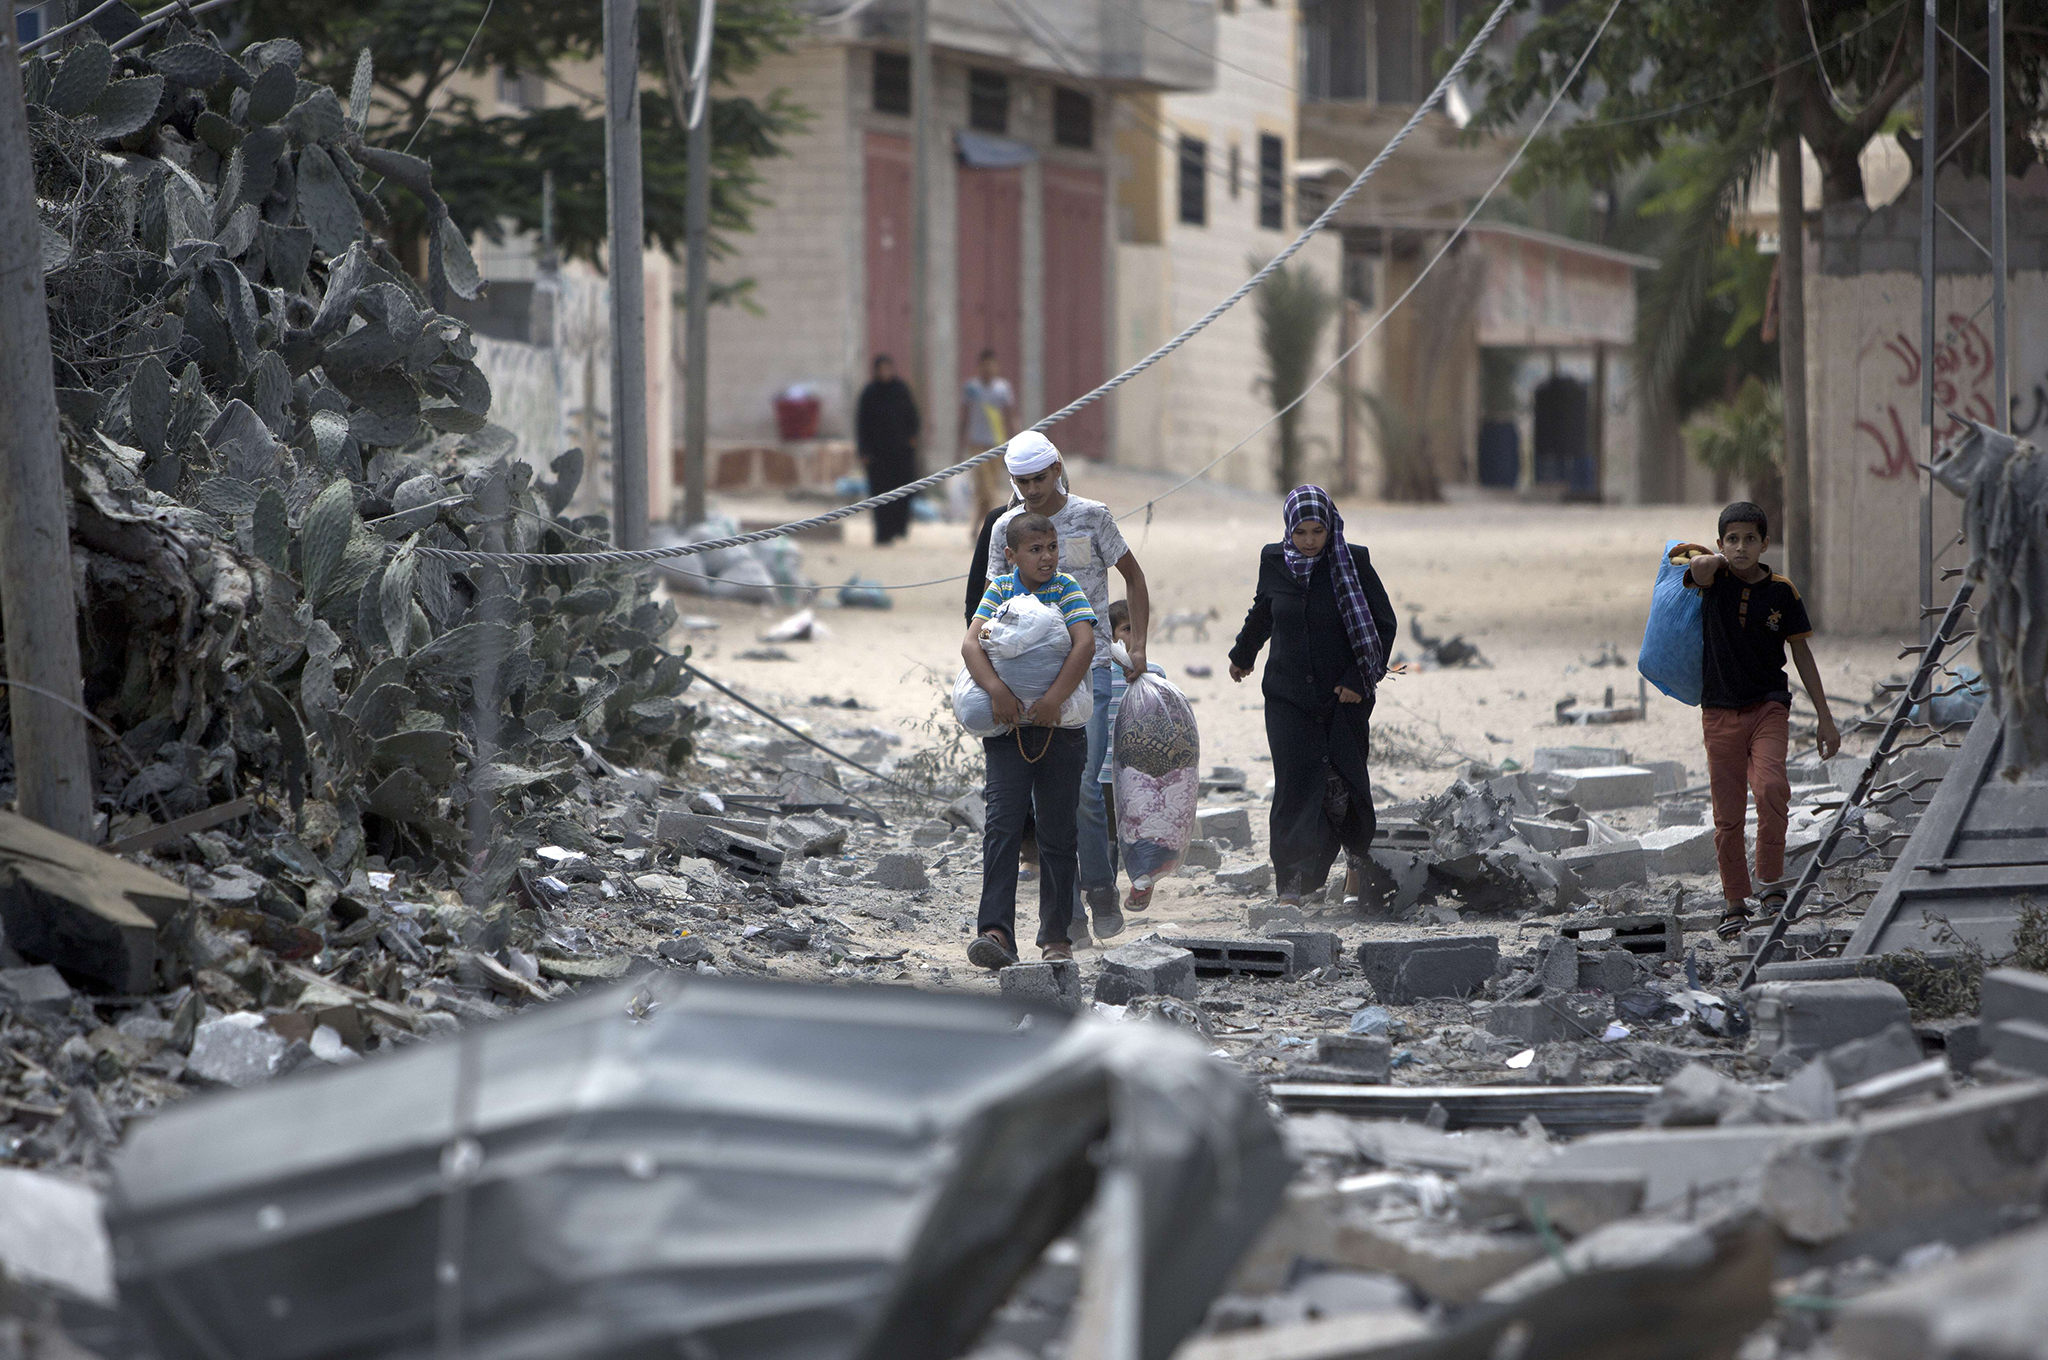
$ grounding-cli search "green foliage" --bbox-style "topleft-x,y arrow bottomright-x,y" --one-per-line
232,0 -> 808,268
1684,375 -> 1783,533
25,29 -> 703,886
1250,256 -> 1336,494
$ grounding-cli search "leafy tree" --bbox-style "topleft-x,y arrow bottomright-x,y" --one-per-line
1251,256 -> 1336,493
231,0 -> 807,272
1684,375 -> 1784,530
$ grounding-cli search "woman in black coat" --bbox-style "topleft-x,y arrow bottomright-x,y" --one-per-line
1227,486 -> 1397,905
855,354 -> 920,545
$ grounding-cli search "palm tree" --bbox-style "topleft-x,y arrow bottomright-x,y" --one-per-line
1251,256 -> 1336,494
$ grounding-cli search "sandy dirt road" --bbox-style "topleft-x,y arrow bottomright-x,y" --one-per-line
670,467 -> 1910,806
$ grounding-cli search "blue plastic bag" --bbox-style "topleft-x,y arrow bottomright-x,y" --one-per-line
1639,540 -> 1707,706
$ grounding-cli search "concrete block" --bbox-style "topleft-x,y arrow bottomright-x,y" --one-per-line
1536,936 -> 1578,992
910,818 -> 952,847
1833,1220 -> 2048,1360
655,808 -> 774,847
1577,948 -> 1640,994
1642,759 -> 1691,794
1533,746 -> 1630,773
1356,936 -> 1499,1003
1981,966 -> 2048,1031
1373,819 -> 1435,851
1558,842 -> 1649,889
1639,824 -> 1718,877
1456,1168 -> 1647,1237
1990,1017 -> 2048,1077
1197,806 -> 1254,850
1178,935 -> 1295,978
1822,1021 -> 1925,1088
1216,862 -> 1274,895
867,852 -> 928,891
1271,930 -> 1341,973
1000,959 -> 1082,1013
0,1167 -> 114,1304
1561,913 -> 1681,958
1247,902 -> 1303,931
1552,767 -> 1657,811
1762,1082 -> 2048,1253
1745,978 -> 1913,1062
1095,938 -> 1198,1003
1484,999 -> 1602,1045
1917,1016 -> 1988,1074
1312,1032 -> 1391,1077
1181,838 -> 1223,871
1548,1125 -> 1807,1208
1512,818 -> 1585,853
1658,799 -> 1709,827
1328,1213 -> 1546,1304
0,964 -> 73,1015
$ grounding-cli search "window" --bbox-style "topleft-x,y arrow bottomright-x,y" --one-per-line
1053,87 -> 1094,149
1177,136 -> 1206,226
15,5 -> 41,41
968,68 -> 1010,133
1228,143 -> 1240,198
1257,133 -> 1284,230
1300,0 -> 1418,103
496,67 -> 544,110
872,50 -> 910,115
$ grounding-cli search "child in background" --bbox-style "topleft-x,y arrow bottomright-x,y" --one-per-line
962,514 -> 1098,968
1686,502 -> 1842,939
1099,600 -> 1166,907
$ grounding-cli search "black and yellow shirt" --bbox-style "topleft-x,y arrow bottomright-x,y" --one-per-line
1689,561 -> 1812,709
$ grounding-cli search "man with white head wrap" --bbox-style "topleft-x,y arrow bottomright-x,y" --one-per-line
984,431 -> 1151,942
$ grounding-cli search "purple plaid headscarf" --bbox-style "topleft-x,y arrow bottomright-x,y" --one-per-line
1282,485 -> 1386,689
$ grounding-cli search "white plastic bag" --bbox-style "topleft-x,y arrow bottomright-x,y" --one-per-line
1109,641 -> 1200,891
953,595 -> 1094,736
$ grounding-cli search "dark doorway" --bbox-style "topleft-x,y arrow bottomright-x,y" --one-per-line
1532,375 -> 1589,491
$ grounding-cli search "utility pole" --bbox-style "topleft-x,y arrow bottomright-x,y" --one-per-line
604,0 -> 650,550
682,0 -> 714,528
1774,0 -> 1812,606
0,27 -> 94,841
910,0 -> 933,433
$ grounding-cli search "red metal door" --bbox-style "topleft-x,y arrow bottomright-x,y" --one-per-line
864,133 -> 913,376
1042,164 -> 1107,459
957,166 -> 1024,404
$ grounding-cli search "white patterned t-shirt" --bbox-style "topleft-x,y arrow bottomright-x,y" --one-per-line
986,494 -> 1130,670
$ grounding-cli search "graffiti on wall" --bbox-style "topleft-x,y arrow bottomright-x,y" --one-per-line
1855,314 -> 2000,479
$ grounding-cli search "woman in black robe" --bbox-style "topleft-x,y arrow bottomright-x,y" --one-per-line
1228,486 -> 1397,905
855,355 -> 920,545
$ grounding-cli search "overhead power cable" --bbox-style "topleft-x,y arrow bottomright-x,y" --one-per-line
416,0 -> 1528,567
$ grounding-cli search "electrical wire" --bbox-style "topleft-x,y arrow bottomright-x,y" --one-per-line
397,0 -> 498,157
417,0 -> 1528,567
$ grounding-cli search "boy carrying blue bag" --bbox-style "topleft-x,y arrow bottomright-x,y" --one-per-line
1639,540 -> 1710,706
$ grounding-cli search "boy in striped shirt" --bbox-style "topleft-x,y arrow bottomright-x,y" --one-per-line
962,514 -> 1096,968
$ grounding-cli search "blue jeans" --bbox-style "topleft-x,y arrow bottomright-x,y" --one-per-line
1079,665 -> 1114,894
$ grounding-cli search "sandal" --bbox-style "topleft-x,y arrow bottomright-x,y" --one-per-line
1714,908 -> 1753,942
1125,885 -> 1153,913
1041,941 -> 1074,962
967,928 -> 1019,971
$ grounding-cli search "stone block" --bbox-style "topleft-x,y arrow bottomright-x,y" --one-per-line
1456,1168 -> 1647,1238
1095,938 -> 1197,1003
1762,1083 -> 2048,1253
1179,935 -> 1295,978
0,964 -> 73,1015
1639,824 -> 1718,877
1312,1032 -> 1391,1077
1577,948 -> 1640,994
186,1013 -> 289,1089
1197,806 -> 1254,850
1512,818 -> 1585,853
1247,902 -> 1304,931
1981,966 -> 2048,1030
1272,930 -> 1341,973
1642,760 -> 1691,794
1558,842 -> 1649,890
1833,1220 -> 2048,1360
1990,1017 -> 2048,1077
1000,959 -> 1083,1013
1356,936 -> 1499,1004
868,852 -> 929,891
1745,978 -> 1913,1062
1552,766 -> 1657,811
1822,1021 -> 1925,1088
1181,838 -> 1224,871
1533,746 -> 1630,773
1216,862 -> 1274,895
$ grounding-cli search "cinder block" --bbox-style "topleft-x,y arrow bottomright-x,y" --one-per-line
1000,960 -> 1082,1013
1642,760 -> 1691,794
1177,936 -> 1295,979
1247,902 -> 1304,931
1981,967 -> 2048,1031
1745,978 -> 1914,1062
1639,824 -> 1718,877
1181,839 -> 1223,871
1357,936 -> 1499,1003
1558,842 -> 1649,890
1577,949 -> 1639,994
1196,806 -> 1253,850
1372,819 -> 1435,851
1094,938 -> 1198,1004
1560,914 -> 1680,959
1552,767 -> 1657,811
1484,999 -> 1600,1044
1533,747 -> 1630,773
1216,863 -> 1274,895
1312,1032 -> 1391,1077
1270,930 -> 1341,973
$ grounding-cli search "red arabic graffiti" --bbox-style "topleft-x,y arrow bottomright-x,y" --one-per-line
1856,315 -> 2000,479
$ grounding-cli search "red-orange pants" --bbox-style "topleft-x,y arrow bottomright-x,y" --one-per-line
1703,700 -> 1790,902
